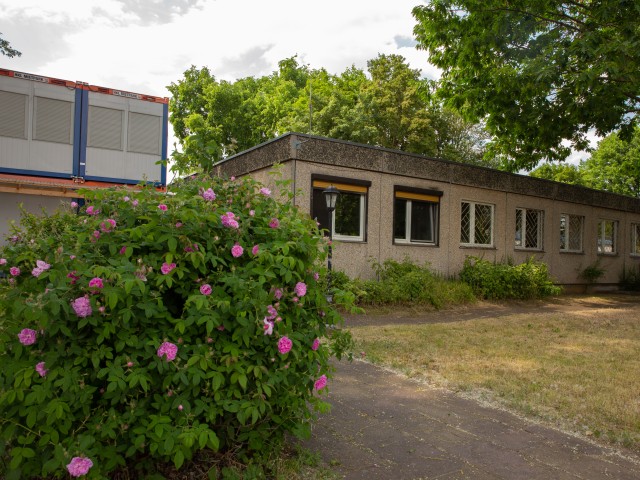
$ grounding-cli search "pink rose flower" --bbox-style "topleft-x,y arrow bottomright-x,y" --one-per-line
18,328 -> 37,345
313,272 -> 320,281
9,267 -> 20,276
178,404 -> 184,411
123,196 -> 130,202
201,188 -> 216,201
221,212 -> 239,229
70,201 -> 78,208
158,204 -> 168,211
35,361 -> 48,377
92,230 -> 101,240
132,199 -> 139,207
314,374 -> 328,391
157,341 -> 178,361
249,209 -> 255,216
126,361 -> 134,368
66,457 -> 93,477
86,205 -> 99,216
260,187 -> 271,196
294,282 -> 307,297
100,219 -> 117,232
231,244 -> 243,258
175,222 -> 183,228
161,262 -> 176,274
67,271 -> 79,284
263,318 -> 274,336
312,338 -> 320,351
0,258 -> 6,265
278,336 -> 292,354
119,246 -> 127,255
200,284 -> 212,295
89,277 -> 104,291
252,244 -> 259,256
274,288 -> 283,300
269,218 -> 280,229
72,296 -> 92,318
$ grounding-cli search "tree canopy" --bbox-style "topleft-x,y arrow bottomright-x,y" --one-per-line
530,127 -> 640,197
167,55 -> 492,175
413,0 -> 640,171
0,33 -> 21,58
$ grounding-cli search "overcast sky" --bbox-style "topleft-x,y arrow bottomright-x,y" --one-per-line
1,0 -> 437,97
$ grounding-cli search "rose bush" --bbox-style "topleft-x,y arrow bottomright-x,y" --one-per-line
0,175 -> 352,479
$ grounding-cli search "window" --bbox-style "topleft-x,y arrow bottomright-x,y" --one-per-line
460,201 -> 494,246
559,214 -> 583,252
632,224 -> 640,256
0,90 -> 27,139
393,188 -> 441,244
311,177 -> 369,242
128,112 -> 161,155
597,219 -> 617,254
33,97 -> 73,144
87,106 -> 123,150
515,208 -> 543,250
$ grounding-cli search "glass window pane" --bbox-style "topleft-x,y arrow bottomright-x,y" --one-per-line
569,215 -> 582,251
335,192 -> 362,237
560,216 -> 567,250
515,209 -> 523,247
474,204 -> 492,245
411,201 -> 435,242
634,224 -> 640,254
525,210 -> 541,249
312,188 -> 330,235
460,202 -> 471,243
394,198 -> 407,240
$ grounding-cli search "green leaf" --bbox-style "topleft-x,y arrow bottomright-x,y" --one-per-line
173,449 -> 185,469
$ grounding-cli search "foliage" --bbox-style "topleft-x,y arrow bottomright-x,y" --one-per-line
579,261 -> 606,284
413,0 -> 640,171
459,256 -> 562,300
580,127 -> 640,197
529,162 -> 585,186
619,265 -> 640,292
0,33 -> 21,58
344,259 -> 475,309
0,175 -> 353,479
167,55 -> 492,175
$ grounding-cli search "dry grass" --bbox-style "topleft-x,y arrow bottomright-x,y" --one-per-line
350,300 -> 640,451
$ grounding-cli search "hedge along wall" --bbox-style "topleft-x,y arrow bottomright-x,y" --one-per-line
0,174 -> 352,479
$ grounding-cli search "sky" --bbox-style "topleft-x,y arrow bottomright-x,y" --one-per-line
1,0 -> 437,98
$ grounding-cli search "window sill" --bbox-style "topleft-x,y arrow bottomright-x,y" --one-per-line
515,247 -> 545,253
559,250 -> 584,255
393,241 -> 439,247
333,239 -> 367,244
597,253 -> 618,257
459,245 -> 496,250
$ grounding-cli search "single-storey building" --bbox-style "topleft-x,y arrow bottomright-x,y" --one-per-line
215,132 -> 640,288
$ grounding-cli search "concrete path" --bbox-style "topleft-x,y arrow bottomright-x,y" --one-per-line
304,360 -> 640,480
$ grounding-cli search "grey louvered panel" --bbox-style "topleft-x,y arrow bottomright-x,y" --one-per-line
33,97 -> 73,144
128,112 -> 160,155
88,106 -> 123,150
0,90 -> 27,139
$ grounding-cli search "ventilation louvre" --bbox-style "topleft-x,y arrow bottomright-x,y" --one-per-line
88,106 -> 123,150
128,112 -> 161,155
0,90 -> 28,139
33,96 -> 73,144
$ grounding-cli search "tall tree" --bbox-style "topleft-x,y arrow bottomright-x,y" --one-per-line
413,1 -> 640,171
580,128 -> 640,197
0,33 -> 21,58
529,162 -> 584,185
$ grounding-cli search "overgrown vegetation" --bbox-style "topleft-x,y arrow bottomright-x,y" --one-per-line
620,265 -> 640,291
0,175 -> 353,479
579,261 -> 606,284
334,259 -> 475,309
459,256 -> 562,300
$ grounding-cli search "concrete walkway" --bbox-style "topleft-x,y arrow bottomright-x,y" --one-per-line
304,360 -> 640,480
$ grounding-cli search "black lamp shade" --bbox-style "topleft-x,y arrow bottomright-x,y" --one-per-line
323,185 -> 340,211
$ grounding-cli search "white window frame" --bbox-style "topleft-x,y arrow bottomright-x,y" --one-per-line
515,208 -> 544,251
460,201 -> 494,247
394,196 -> 439,245
596,219 -> 618,255
559,213 -> 584,253
632,223 -> 640,256
332,191 -> 366,242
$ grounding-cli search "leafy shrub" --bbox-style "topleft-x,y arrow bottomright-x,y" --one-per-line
620,265 -> 640,291
579,261 -> 606,284
459,256 -> 562,300
0,175 -> 352,479
348,259 -> 475,308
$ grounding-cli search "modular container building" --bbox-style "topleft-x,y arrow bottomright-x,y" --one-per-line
0,68 -> 168,239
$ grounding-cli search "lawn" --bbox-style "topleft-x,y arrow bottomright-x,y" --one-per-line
350,296 -> 640,451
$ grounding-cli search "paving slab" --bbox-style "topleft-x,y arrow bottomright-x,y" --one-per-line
303,360 -> 640,480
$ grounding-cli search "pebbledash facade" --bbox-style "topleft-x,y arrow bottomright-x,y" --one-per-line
216,133 -> 640,288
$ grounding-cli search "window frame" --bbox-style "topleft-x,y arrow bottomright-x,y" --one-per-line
515,207 -> 544,251
631,223 -> 640,256
596,219 -> 618,255
310,174 -> 370,243
559,213 -> 584,253
393,186 -> 442,246
460,200 -> 495,247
